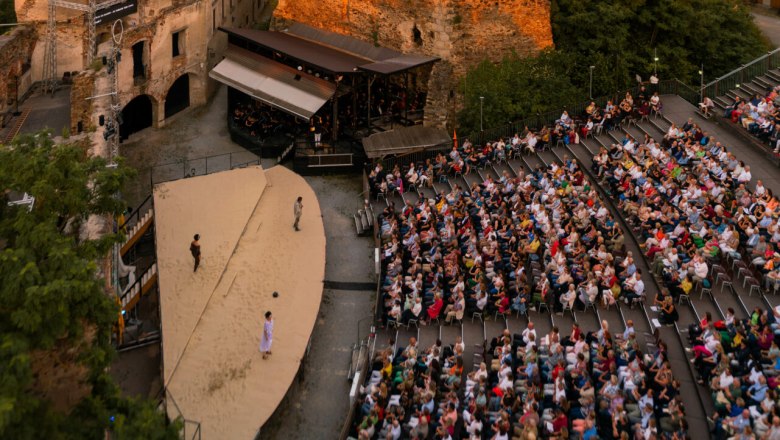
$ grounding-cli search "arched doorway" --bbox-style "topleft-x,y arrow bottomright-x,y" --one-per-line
164,74 -> 190,119
120,94 -> 153,140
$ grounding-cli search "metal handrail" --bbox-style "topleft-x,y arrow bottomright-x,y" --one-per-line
118,262 -> 156,303
702,48 -> 780,89
160,388 -> 202,440
118,193 -> 152,231
699,49 -> 780,100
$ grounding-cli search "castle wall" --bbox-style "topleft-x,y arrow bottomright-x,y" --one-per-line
15,0 -> 265,155
273,0 -> 553,128
0,25 -> 37,118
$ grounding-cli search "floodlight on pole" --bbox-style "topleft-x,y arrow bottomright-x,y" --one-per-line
479,96 -> 485,132
589,65 -> 595,99
699,65 -> 704,104
653,48 -> 659,75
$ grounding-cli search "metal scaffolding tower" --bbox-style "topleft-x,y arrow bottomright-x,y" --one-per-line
106,19 -> 123,163
42,0 -> 127,94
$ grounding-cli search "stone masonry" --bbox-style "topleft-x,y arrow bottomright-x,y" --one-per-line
273,0 -> 553,128
0,25 -> 37,120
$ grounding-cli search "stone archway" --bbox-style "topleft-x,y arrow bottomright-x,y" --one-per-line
120,94 -> 154,139
164,74 -> 190,119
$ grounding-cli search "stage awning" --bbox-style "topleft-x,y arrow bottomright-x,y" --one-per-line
209,47 -> 336,120
220,23 -> 440,76
362,126 -> 452,159
359,54 -> 440,75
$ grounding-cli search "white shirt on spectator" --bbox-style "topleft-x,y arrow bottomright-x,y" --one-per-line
522,327 -> 536,345
634,278 -> 645,297
720,370 -> 734,389
694,260 -> 709,279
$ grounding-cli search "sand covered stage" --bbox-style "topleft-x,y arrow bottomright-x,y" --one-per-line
153,166 -> 325,439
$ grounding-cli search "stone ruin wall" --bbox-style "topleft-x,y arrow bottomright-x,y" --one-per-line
0,26 -> 38,118
273,0 -> 553,129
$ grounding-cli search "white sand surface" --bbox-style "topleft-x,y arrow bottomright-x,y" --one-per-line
154,166 -> 325,439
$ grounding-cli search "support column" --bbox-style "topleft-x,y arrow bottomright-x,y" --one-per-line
332,97 -> 338,141
367,75 -> 375,132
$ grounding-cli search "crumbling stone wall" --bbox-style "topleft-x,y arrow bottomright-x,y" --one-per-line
15,0 -> 262,139
273,0 -> 553,128
0,25 -> 37,118
70,71 -> 95,133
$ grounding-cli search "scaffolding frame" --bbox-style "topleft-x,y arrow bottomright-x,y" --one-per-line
42,0 -> 128,93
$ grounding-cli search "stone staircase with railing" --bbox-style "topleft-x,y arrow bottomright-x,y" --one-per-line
354,199 -> 375,237
120,262 -> 158,312
1,108 -> 30,144
120,205 -> 154,256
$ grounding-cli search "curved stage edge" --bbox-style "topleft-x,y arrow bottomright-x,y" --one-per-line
153,165 -> 326,439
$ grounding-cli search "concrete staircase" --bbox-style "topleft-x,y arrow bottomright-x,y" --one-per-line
1,109 -> 31,144
120,207 -> 154,256
120,263 -> 158,312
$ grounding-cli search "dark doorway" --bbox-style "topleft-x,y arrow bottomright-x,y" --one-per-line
120,95 -> 153,139
132,41 -> 145,79
164,75 -> 190,119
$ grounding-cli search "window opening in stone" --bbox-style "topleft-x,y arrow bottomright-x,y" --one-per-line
132,41 -> 145,79
412,25 -> 423,46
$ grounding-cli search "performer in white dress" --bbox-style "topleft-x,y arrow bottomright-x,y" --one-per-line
260,311 -> 274,359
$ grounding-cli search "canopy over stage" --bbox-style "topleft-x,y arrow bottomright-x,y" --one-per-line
220,23 -> 440,76
209,46 -> 337,120
209,23 -> 441,164
154,166 -> 326,439
362,125 -> 452,159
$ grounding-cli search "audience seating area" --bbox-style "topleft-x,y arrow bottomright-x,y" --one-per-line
351,85 -> 780,439
371,129 -> 636,329
707,69 -> 780,157
585,106 -> 780,440
352,321 -> 686,440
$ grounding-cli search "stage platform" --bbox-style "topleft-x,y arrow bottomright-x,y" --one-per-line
153,166 -> 326,439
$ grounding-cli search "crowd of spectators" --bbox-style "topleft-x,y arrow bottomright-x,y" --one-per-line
722,86 -> 780,154
230,98 -> 306,138
592,117 -> 780,300
591,110 -> 780,439
371,138 -> 647,333
355,320 -> 688,439
355,80 -> 780,438
352,122 -> 709,437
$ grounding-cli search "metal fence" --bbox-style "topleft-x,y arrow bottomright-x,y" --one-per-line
148,151 -> 261,185
157,389 -> 202,440
132,151 -> 262,198
701,48 -> 780,100
304,153 -> 354,167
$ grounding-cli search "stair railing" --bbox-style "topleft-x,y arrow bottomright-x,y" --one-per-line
700,48 -> 780,100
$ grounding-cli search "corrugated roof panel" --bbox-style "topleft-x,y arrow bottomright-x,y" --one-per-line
209,47 -> 336,120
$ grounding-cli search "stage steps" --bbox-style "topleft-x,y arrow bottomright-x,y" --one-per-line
354,201 -> 374,237
120,208 -> 154,256
2,108 -> 31,144
277,141 -> 295,164
120,263 -> 158,312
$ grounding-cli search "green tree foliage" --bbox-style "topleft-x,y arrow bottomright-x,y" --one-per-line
459,49 -> 582,135
459,0 -> 769,132
552,0 -> 768,93
0,132 -> 179,439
